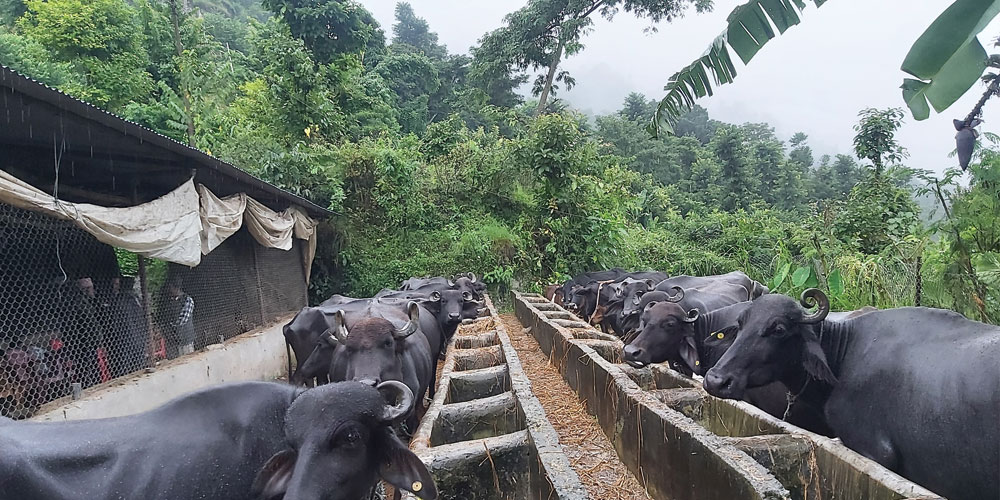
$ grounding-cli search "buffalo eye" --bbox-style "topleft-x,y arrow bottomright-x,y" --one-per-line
383,339 -> 393,348
767,323 -> 787,338
335,427 -> 363,449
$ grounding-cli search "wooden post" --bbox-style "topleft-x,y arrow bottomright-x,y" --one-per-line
253,241 -> 267,326
132,179 -> 155,367
137,256 -> 155,367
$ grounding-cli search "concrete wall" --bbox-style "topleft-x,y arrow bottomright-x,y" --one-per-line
32,316 -> 291,422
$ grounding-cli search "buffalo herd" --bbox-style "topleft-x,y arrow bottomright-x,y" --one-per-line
0,273 -> 487,500
283,274 -> 486,433
1,266 -> 995,500
553,268 -> 999,500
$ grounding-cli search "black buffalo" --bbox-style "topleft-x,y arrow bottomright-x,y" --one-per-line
623,287 -> 746,375
453,273 -> 486,300
619,272 -> 766,327
377,285 -> 480,359
285,297 -> 383,386
704,290 -> 1000,500
0,381 -> 436,500
554,268 -> 628,305
400,276 -> 452,291
623,293 -> 873,435
305,301 -> 439,433
565,271 -> 668,323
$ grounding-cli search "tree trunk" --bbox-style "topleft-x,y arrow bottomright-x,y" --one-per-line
534,37 -> 565,118
168,0 -> 197,147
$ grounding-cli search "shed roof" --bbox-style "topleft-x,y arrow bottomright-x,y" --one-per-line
0,65 -> 332,217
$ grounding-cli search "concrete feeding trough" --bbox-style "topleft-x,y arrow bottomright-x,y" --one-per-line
513,292 -> 941,500
406,295 -> 588,500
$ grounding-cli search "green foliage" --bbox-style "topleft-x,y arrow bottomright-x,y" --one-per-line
901,0 -> 1000,120
834,175 -> 919,254
261,0 -> 380,65
19,0 -> 153,110
0,0 -> 25,24
853,107 -> 907,175
0,28 -> 80,87
651,0 -> 826,136
6,0 -> 989,327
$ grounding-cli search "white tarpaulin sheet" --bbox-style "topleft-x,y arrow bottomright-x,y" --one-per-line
0,170 -> 318,277
197,185 -> 246,255
0,170 -> 203,266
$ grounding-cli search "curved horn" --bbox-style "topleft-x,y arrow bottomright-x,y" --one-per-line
683,308 -> 700,323
799,288 -> 830,324
376,380 -> 414,422
333,310 -> 349,343
666,286 -> 684,303
430,291 -> 442,302
462,291 -> 473,301
394,302 -> 420,339
469,272 -> 477,283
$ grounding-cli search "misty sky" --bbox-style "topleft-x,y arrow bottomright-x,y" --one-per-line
364,0 -> 998,175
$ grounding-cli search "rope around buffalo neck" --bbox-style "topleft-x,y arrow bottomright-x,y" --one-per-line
783,321 -> 824,421
588,279 -> 616,325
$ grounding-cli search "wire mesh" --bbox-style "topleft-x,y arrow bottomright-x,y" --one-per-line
0,203 -> 308,419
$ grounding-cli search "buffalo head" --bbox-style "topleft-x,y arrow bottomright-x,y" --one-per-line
622,287 -> 700,372
325,302 -> 421,387
704,289 -> 834,400
251,380 -> 436,500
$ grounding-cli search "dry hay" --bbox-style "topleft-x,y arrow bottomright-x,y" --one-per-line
499,314 -> 649,500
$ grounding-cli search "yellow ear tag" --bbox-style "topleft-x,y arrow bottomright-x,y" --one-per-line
695,360 -> 700,365
716,332 -> 725,339
412,481 -> 423,492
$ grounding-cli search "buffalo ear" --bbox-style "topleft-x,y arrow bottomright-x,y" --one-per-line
678,336 -> 701,375
802,332 -> 837,385
378,429 -> 438,499
251,449 -> 297,500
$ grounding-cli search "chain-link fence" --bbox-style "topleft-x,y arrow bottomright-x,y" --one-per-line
0,203 -> 308,419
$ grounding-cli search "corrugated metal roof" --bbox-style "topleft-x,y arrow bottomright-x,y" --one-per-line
0,64 -> 333,217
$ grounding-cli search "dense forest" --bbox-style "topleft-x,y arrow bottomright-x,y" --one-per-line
1,0 -> 998,323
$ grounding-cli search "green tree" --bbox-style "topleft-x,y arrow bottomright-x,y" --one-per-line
853,107 -> 907,177
0,28 -> 80,87
809,154 -> 837,201
476,0 -> 712,117
831,153 -> 862,197
261,0 -> 380,65
619,92 -> 657,122
19,0 -> 153,110
711,125 -> 756,211
673,104 -> 717,144
392,2 -> 446,59
375,50 -> 441,134
0,0 -> 25,24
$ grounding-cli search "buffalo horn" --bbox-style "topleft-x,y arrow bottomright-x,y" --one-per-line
683,308 -> 700,323
666,286 -> 684,303
333,310 -> 349,343
394,302 -> 420,339
799,288 -> 830,324
462,291 -> 472,301
376,380 -> 414,423
469,272 -> 477,283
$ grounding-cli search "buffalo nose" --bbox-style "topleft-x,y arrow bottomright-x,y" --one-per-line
623,344 -> 642,361
703,371 -> 732,394
449,312 -> 460,320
